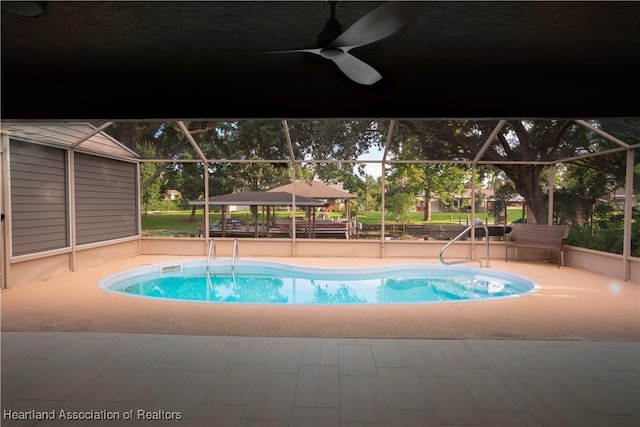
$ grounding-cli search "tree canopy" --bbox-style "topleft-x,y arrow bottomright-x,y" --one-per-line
390,120 -> 637,224
105,118 -> 637,226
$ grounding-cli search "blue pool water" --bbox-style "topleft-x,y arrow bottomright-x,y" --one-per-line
99,260 -> 539,305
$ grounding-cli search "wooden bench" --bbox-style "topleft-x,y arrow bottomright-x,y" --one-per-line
505,224 -> 570,267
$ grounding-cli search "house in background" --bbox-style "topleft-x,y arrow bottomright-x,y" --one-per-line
163,189 -> 181,200
604,187 -> 639,211
417,188 -> 523,214
415,192 -> 442,213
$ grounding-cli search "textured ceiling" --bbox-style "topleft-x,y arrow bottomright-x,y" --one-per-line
2,1 -> 640,120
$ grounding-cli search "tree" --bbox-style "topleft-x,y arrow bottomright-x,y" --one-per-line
107,119 -> 635,228
105,122 -> 189,192
385,193 -> 415,223
351,175 -> 381,213
393,120 -> 607,224
135,142 -> 164,216
287,120 -> 385,182
226,121 -> 293,191
557,161 -> 617,224
551,119 -> 640,225
493,180 -> 517,222
581,119 -> 640,195
387,134 -> 469,221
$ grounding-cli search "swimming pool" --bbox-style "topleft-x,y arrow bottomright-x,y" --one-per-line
99,260 -> 539,305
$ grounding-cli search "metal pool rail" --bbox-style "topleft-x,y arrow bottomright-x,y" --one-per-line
439,225 -> 490,268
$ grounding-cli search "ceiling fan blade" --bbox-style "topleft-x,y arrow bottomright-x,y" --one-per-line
265,48 -> 323,55
328,1 -> 413,48
328,51 -> 382,85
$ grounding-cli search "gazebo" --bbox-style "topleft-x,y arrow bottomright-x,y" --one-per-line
269,180 -> 356,204
269,180 -> 358,235
189,191 -> 333,238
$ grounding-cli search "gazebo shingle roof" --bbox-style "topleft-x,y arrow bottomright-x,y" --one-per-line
268,180 -> 356,199
189,191 -> 324,207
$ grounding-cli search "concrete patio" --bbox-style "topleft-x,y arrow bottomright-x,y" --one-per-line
1,256 -> 638,340
2,255 -> 639,426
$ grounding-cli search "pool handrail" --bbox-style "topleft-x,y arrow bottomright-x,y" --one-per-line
232,239 -> 238,272
439,225 -> 490,268
206,270 -> 214,292
207,239 -> 217,273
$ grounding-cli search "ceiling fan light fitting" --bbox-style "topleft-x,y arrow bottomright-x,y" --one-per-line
320,48 -> 344,60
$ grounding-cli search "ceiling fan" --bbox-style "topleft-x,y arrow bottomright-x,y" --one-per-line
267,1 -> 414,85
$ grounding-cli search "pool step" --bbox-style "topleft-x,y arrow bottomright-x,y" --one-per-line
161,264 -> 181,273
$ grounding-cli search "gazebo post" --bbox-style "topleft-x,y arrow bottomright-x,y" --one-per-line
221,205 -> 226,237
345,199 -> 351,239
253,205 -> 259,238
266,206 -> 271,238
312,207 -> 316,238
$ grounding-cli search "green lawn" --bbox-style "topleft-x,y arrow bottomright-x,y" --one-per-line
141,211 -> 200,236
141,208 -> 525,235
355,209 -> 523,225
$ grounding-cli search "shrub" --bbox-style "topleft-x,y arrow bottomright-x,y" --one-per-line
566,206 -> 639,257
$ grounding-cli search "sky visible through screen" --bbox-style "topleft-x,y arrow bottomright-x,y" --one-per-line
358,147 -> 385,178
